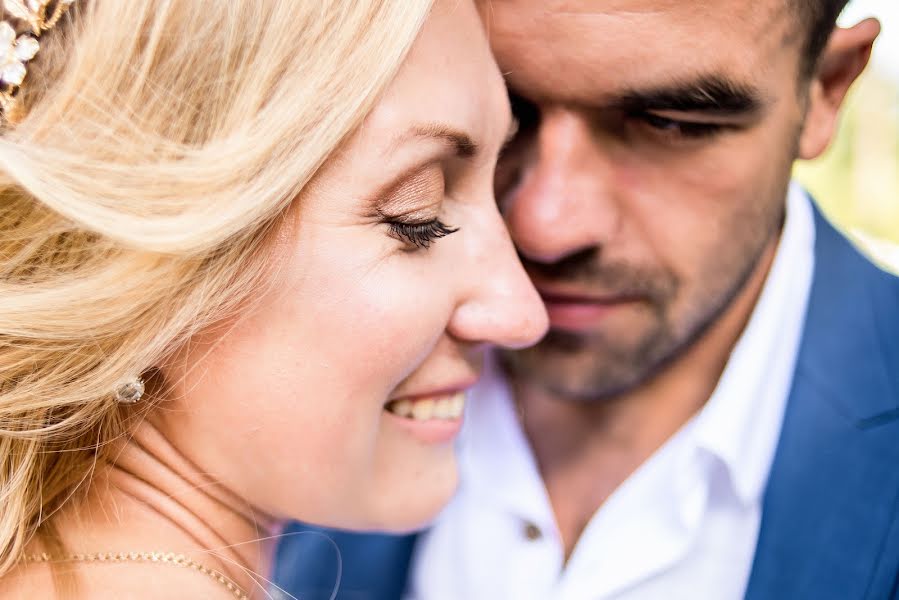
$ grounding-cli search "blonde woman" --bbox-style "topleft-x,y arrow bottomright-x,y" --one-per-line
0,0 -> 548,597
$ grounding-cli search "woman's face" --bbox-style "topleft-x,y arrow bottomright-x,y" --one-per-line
158,0 -> 547,531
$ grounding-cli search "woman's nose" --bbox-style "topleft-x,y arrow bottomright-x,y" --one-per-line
447,209 -> 548,349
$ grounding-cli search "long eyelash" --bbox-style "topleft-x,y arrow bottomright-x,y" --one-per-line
388,219 -> 459,249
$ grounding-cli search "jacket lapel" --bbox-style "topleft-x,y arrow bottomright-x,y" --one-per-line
744,208 -> 899,599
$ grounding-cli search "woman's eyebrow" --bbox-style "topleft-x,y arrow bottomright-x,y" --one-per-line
388,122 -> 479,159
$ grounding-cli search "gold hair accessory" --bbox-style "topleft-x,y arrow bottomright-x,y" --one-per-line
114,377 -> 145,404
0,0 -> 75,122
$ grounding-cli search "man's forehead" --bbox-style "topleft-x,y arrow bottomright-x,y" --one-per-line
484,0 -> 799,103
484,0 -> 788,20
484,0 -> 793,46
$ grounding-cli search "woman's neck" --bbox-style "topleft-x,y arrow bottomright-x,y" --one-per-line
54,420 -> 283,597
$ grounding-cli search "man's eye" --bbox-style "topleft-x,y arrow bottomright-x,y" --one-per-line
387,219 -> 459,250
639,112 -> 725,139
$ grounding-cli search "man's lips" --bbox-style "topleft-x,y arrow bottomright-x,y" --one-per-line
537,288 -> 640,331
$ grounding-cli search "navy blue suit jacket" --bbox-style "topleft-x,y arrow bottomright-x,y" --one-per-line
274,207 -> 899,599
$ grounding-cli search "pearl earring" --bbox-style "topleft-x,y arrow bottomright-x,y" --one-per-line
115,378 -> 145,404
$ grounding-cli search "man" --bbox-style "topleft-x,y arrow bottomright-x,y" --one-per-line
274,1 -> 899,598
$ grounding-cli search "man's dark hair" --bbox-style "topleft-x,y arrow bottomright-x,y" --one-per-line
795,0 -> 851,78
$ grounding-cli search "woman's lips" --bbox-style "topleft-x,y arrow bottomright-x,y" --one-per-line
383,390 -> 470,445
385,391 -> 466,420
539,290 -> 638,332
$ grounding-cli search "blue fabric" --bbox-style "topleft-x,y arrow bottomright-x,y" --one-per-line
272,523 -> 415,600
744,208 -> 899,599
273,205 -> 899,599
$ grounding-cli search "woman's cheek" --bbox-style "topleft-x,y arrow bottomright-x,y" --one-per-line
344,264 -> 453,371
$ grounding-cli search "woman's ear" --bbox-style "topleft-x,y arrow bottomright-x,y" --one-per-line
798,18 -> 880,160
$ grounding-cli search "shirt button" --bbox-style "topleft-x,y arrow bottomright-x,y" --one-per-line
523,521 -> 542,541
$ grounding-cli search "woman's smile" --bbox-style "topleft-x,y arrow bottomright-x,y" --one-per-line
384,390 -> 469,444
384,376 -> 476,444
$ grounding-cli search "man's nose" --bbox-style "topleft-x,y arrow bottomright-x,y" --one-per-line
503,108 -> 620,265
447,210 -> 548,350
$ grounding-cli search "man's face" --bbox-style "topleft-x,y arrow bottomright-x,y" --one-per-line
487,0 -> 810,399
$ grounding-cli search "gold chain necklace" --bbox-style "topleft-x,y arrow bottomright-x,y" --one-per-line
24,551 -> 250,599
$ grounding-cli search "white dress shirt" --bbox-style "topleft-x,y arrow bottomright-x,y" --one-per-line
407,183 -> 816,600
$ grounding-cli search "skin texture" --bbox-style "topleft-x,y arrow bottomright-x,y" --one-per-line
2,1 -> 548,597
156,0 -> 546,535
481,0 -> 878,557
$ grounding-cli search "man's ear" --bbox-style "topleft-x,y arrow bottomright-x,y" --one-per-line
798,18 -> 880,160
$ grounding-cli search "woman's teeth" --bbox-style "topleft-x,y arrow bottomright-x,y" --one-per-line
386,392 -> 466,421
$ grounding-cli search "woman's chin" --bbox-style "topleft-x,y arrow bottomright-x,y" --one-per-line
313,463 -> 460,534
376,460 -> 461,533
374,494 -> 457,534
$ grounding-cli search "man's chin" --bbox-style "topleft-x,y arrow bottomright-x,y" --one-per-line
499,343 -> 663,403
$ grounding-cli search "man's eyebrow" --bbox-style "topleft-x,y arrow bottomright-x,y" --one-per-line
610,75 -> 766,116
389,123 -> 479,159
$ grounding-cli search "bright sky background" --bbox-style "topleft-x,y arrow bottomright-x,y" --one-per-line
841,0 -> 899,81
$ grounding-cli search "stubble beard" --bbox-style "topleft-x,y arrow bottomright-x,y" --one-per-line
501,212 -> 786,403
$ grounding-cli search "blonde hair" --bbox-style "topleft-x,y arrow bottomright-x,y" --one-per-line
0,0 -> 433,576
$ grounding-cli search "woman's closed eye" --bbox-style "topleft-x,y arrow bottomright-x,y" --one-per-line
373,164 -> 458,251
387,218 -> 459,250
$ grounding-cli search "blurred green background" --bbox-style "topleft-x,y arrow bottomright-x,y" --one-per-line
794,0 -> 899,271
